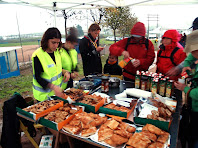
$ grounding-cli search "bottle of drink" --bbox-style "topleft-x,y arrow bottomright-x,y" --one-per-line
159,78 -> 166,96
141,74 -> 148,91
151,79 -> 158,94
135,70 -> 141,89
165,80 -> 174,98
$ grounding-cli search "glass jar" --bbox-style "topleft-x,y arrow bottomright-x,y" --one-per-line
101,76 -> 109,93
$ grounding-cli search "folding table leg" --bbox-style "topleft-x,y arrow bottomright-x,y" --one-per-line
19,120 -> 39,148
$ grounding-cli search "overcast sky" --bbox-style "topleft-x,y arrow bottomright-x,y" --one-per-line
0,4 -> 197,36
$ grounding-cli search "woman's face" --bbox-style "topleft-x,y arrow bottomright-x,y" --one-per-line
47,38 -> 60,52
192,50 -> 198,59
162,37 -> 172,46
90,30 -> 100,39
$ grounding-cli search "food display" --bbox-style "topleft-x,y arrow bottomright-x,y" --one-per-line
79,94 -> 104,106
64,88 -> 87,101
126,124 -> 170,148
104,103 -> 131,112
96,118 -> 136,147
62,112 -> 107,137
44,103 -> 81,123
23,100 -> 62,114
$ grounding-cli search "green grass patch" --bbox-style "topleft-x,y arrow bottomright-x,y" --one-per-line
99,38 -> 115,45
0,74 -> 33,99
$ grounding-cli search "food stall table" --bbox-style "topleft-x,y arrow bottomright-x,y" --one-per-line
17,80 -> 182,148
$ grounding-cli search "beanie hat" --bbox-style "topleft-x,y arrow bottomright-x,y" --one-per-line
184,30 -> 198,53
162,29 -> 180,43
189,17 -> 198,30
130,22 -> 146,37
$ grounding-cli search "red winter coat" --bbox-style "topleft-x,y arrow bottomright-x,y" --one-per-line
109,22 -> 155,80
157,29 -> 186,80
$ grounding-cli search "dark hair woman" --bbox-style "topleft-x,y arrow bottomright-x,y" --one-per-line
32,27 -> 70,101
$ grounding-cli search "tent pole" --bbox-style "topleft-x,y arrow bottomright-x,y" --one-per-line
16,12 -> 24,63
54,10 -> 57,27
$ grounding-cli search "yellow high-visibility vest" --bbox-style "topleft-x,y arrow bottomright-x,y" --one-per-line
60,48 -> 78,90
32,47 -> 62,101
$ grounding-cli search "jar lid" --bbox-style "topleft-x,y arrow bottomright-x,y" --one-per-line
101,76 -> 109,80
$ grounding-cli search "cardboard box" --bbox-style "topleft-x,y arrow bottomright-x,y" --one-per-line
134,117 -> 171,132
16,99 -> 63,121
39,107 -> 83,131
134,102 -> 172,131
98,102 -> 136,119
73,97 -> 105,113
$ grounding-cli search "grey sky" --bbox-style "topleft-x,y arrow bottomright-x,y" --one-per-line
0,4 -> 197,36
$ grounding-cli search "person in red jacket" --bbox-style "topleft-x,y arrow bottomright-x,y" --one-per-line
156,29 -> 187,80
109,22 -> 155,81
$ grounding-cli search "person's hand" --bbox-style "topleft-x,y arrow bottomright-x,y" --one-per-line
174,81 -> 186,91
132,59 -> 140,67
166,67 -> 180,76
182,67 -> 192,74
48,84 -> 64,98
122,51 -> 130,59
71,72 -> 79,79
63,71 -> 70,82
96,46 -> 104,52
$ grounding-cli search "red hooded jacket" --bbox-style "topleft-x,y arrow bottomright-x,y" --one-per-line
157,29 -> 186,80
109,22 -> 155,80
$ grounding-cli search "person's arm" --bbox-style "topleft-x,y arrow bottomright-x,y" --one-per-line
34,56 -> 49,89
183,53 -> 197,67
109,38 -> 128,56
138,40 -> 155,70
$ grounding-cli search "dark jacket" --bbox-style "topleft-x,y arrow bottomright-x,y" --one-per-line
104,59 -> 122,75
79,33 -> 102,76
0,93 -> 36,148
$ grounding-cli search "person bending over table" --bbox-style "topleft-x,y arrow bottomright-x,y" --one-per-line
32,27 -> 70,102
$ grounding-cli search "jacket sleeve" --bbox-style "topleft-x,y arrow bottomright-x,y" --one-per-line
184,86 -> 198,101
173,49 -> 187,65
183,53 -> 197,67
138,40 -> 155,70
109,38 -> 128,56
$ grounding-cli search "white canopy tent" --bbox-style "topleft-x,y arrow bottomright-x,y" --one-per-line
1,0 -> 198,11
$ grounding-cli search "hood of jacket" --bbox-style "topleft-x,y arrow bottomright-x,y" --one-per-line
130,22 -> 146,37
162,29 -> 180,43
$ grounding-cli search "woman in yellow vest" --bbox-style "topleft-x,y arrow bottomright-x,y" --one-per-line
32,27 -> 70,101
60,35 -> 79,90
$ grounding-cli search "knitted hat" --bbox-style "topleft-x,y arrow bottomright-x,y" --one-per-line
189,17 -> 198,30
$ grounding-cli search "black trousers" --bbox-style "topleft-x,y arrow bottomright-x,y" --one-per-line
189,111 -> 198,148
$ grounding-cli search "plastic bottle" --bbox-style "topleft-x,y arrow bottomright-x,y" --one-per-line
135,70 -> 141,89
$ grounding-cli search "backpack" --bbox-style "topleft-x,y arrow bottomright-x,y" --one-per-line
125,37 -> 149,51
158,47 -> 179,66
